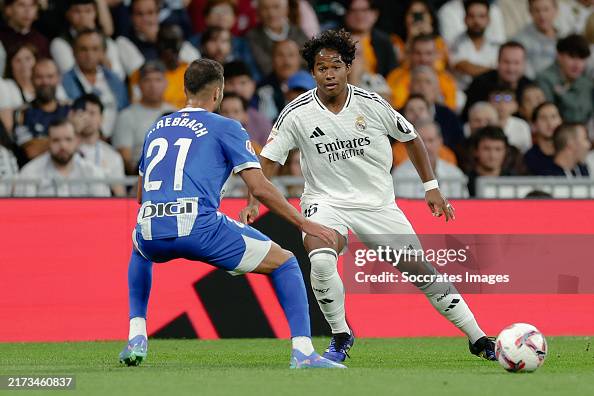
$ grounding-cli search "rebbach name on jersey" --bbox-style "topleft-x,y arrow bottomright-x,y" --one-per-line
147,115 -> 209,138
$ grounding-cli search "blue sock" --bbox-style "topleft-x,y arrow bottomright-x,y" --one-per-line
270,256 -> 311,338
128,248 -> 153,319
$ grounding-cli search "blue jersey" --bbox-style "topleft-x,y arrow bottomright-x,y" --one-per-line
135,107 -> 260,240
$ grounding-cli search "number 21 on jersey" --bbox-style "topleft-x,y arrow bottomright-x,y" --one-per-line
144,137 -> 192,192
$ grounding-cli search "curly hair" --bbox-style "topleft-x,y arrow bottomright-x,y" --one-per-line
301,29 -> 357,71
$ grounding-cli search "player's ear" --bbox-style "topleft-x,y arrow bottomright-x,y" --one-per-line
214,86 -> 222,102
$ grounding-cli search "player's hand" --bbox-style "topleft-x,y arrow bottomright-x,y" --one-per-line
426,188 -> 455,222
239,204 -> 259,224
300,219 -> 337,246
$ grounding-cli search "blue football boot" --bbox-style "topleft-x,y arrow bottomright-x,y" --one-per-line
290,349 -> 347,369
119,335 -> 148,366
323,332 -> 355,362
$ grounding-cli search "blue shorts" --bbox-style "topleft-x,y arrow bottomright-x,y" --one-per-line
132,213 -> 272,275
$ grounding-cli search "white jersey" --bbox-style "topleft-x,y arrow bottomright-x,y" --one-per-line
261,84 -> 417,209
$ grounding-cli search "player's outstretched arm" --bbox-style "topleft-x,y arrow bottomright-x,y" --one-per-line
241,157 -> 280,223
239,167 -> 336,245
403,137 -> 455,222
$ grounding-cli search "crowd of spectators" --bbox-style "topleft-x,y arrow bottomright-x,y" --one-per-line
0,0 -> 593,198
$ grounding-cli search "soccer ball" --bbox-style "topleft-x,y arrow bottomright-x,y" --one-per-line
495,323 -> 547,372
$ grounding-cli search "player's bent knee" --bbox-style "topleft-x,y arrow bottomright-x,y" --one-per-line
304,232 -> 345,253
309,248 -> 339,279
253,243 -> 293,274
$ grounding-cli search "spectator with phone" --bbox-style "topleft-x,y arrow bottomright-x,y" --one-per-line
391,0 -> 448,73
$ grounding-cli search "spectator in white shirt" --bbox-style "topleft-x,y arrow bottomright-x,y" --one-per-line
498,0 -> 532,38
14,118 -> 110,197
498,0 -> 574,38
514,0 -> 564,78
438,0 -> 506,47
562,0 -> 594,34
488,86 -> 533,152
450,0 -> 499,90
393,118 -> 468,198
69,93 -> 126,196
50,0 -> 124,80
0,124 -> 18,196
1,44 -> 36,107
112,61 -> 173,175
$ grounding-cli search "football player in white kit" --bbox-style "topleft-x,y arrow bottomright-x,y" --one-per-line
240,29 -> 495,363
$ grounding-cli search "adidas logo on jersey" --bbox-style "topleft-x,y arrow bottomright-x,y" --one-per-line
310,127 -> 326,138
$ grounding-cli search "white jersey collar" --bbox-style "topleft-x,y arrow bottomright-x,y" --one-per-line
313,84 -> 353,115
178,106 -> 206,112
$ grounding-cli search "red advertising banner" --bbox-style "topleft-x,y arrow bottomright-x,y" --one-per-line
0,199 -> 593,342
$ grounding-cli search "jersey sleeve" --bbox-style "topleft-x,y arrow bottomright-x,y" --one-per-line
259,113 -> 297,165
375,96 -> 418,142
220,120 -> 261,173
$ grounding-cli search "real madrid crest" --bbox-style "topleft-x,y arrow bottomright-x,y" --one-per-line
355,115 -> 366,132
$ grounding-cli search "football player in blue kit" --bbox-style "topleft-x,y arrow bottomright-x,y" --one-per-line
119,59 -> 345,369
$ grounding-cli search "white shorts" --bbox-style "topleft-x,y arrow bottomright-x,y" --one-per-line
300,201 -> 423,252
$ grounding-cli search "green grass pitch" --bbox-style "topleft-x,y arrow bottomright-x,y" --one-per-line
0,337 -> 592,396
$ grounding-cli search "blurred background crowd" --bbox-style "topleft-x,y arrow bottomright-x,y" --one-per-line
0,0 -> 594,198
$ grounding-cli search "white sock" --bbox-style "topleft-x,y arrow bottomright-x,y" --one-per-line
309,248 -> 350,335
128,317 -> 147,340
292,336 -> 314,355
420,279 -> 485,343
459,316 -> 487,344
